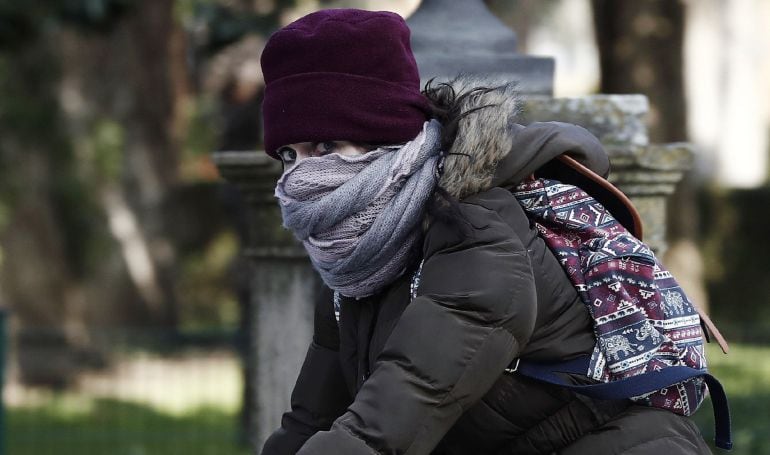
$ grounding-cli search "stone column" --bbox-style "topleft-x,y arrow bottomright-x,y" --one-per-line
407,0 -> 554,94
521,95 -> 694,255
212,152 -> 318,450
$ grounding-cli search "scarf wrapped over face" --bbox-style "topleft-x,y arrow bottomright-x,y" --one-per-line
275,120 -> 442,297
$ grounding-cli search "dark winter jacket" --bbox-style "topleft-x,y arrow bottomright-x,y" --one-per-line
262,78 -> 711,455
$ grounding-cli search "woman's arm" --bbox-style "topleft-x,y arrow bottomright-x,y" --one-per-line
298,197 -> 538,454
262,287 -> 353,454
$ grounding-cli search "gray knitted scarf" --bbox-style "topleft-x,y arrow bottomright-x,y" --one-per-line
275,120 -> 442,297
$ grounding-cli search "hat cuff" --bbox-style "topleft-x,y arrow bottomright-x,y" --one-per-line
263,72 -> 430,158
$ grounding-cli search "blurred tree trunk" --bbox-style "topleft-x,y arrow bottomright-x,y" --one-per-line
0,1 -> 188,384
591,0 -> 707,311
591,0 -> 693,232
592,0 -> 687,143
57,0 -> 185,328
0,37 -> 91,386
116,0 -> 183,327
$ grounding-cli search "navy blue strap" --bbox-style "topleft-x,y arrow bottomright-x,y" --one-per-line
702,374 -> 733,450
515,356 -> 732,450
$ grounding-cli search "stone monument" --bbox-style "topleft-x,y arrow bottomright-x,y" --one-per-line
213,152 -> 317,450
407,0 -> 554,94
519,95 -> 694,254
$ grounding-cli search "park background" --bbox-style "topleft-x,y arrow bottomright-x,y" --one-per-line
1,0 -> 769,453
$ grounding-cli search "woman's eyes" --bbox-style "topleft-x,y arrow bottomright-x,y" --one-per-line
278,142 -> 338,167
277,147 -> 297,163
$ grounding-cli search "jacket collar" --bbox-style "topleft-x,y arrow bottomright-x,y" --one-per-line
436,76 -> 610,200
434,76 -> 647,238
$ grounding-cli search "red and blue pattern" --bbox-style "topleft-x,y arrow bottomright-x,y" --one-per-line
513,178 -> 707,416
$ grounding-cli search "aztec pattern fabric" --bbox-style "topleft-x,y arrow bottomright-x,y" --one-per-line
512,178 -> 708,417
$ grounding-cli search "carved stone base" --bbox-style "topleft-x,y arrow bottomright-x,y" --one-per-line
522,95 -> 694,255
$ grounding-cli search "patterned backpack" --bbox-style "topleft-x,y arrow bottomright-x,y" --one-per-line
510,178 -> 732,450
334,176 -> 733,449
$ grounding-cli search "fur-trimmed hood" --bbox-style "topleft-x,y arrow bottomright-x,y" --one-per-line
432,76 -> 611,200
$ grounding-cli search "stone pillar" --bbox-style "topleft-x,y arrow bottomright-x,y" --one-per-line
212,152 -> 318,450
407,0 -> 554,94
521,95 -> 694,255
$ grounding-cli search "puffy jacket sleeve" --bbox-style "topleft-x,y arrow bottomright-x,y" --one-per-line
262,286 -> 353,454
297,199 -> 538,454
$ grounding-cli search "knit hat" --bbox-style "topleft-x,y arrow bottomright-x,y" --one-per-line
260,9 -> 431,159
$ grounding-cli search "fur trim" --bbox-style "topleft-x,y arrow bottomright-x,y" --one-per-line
431,76 -> 521,199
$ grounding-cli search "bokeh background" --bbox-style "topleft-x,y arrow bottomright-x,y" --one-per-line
0,0 -> 769,454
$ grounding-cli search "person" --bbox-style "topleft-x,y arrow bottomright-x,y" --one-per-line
259,8 -> 713,455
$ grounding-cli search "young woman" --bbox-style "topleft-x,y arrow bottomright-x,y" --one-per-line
259,8 -> 712,455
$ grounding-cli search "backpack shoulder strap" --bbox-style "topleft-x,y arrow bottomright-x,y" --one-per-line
695,305 -> 730,354
513,356 -> 733,450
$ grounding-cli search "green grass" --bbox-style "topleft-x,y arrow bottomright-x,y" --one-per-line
6,397 -> 251,455
692,344 -> 770,454
4,343 -> 769,454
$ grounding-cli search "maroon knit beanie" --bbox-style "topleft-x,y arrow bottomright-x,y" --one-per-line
260,9 -> 431,159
